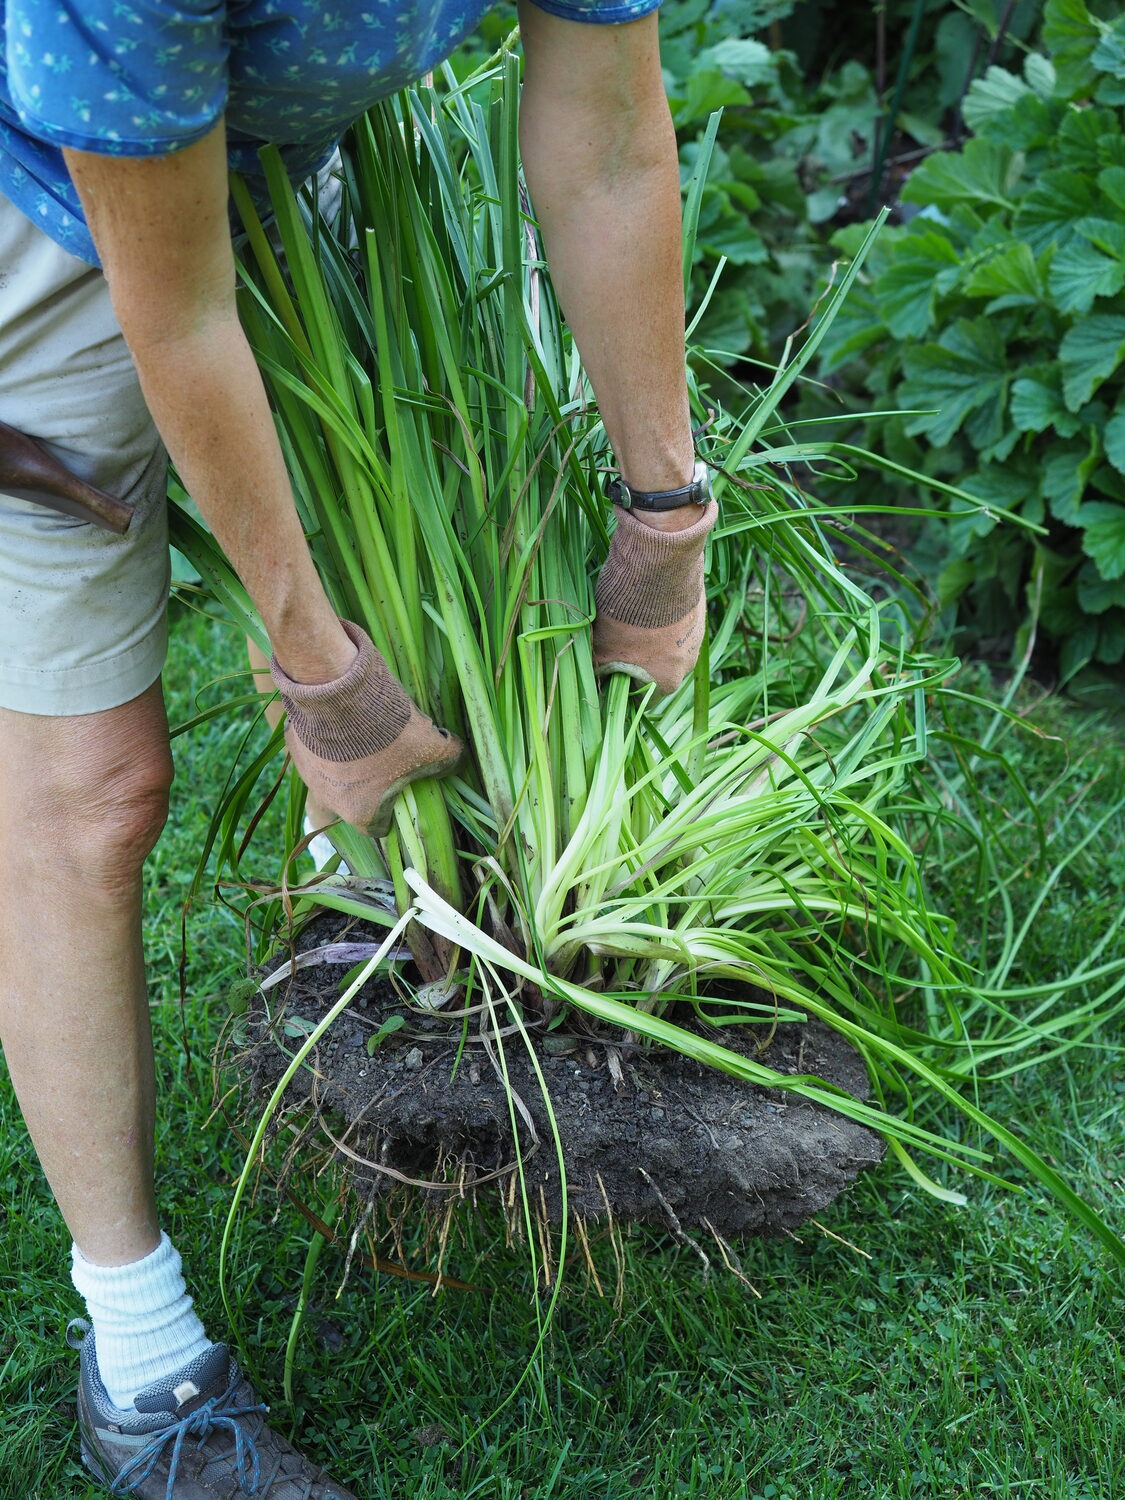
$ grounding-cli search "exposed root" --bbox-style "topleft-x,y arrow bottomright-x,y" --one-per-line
639,1167 -> 712,1282
702,1218 -> 761,1298
811,1218 -> 873,1260
536,1187 -> 554,1290
596,1172 -> 626,1313
574,1215 -> 604,1299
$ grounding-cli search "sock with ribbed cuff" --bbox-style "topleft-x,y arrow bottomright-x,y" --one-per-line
70,1232 -> 214,1412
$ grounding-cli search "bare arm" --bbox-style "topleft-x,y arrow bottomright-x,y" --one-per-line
63,123 -> 354,683
517,3 -> 696,526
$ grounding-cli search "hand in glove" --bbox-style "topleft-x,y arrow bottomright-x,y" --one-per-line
270,620 -> 463,838
593,500 -> 718,696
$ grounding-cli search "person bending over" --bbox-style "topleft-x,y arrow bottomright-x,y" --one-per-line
0,0 -> 715,1493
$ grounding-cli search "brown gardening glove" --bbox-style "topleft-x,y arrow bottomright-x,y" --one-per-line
270,620 -> 463,838
593,500 -> 718,696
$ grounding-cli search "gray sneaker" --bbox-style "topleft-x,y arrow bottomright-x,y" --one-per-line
68,1320 -> 359,1499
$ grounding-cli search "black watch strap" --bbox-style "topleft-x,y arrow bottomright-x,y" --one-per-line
607,460 -> 712,511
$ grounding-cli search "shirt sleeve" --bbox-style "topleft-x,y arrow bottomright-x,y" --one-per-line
523,0 -> 661,24
5,0 -> 229,157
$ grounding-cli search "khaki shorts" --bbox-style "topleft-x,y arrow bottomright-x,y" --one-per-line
0,195 -> 169,717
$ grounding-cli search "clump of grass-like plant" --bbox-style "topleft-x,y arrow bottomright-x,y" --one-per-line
173,51 -> 1125,1266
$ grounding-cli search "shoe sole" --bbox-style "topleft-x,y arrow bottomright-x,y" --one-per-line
76,1387 -> 118,1490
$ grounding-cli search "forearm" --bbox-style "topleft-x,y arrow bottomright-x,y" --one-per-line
519,17 -> 694,495
63,128 -> 351,684
125,313 -> 351,681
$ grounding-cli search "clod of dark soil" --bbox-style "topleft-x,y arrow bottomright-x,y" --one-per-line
236,917 -> 885,1241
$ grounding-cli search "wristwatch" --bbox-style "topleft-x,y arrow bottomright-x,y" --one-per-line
607,460 -> 712,512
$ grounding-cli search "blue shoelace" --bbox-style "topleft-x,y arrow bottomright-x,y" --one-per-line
109,1383 -> 268,1499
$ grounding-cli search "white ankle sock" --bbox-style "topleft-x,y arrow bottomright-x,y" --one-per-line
70,1232 -> 214,1411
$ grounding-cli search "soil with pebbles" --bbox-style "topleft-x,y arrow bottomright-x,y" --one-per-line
238,915 -> 885,1239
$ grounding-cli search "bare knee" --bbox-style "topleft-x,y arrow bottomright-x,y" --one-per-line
70,761 -> 173,885
0,686 -> 173,891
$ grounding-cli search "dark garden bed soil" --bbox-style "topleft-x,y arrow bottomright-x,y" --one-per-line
236,915 -> 885,1243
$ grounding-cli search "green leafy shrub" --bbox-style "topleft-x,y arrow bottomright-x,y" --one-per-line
662,0 -> 878,365
815,0 -> 1125,681
663,0 -> 1044,370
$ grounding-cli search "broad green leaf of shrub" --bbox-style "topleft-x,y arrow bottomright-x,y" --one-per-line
1092,18 -> 1125,105
874,226 -> 962,338
1043,435 -> 1101,523
1042,0 -> 1101,66
1106,397 -> 1125,474
671,69 -> 749,128
961,66 -> 1031,134
1079,500 -> 1125,580
935,10 -> 979,108
1010,365 -> 1082,437
698,213 -> 769,266
1093,463 -> 1125,504
1047,218 -> 1125,315
1056,106 -> 1120,171
963,240 -> 1043,310
1059,618 -> 1100,682
1040,574 -> 1085,638
697,38 -> 775,88
1024,53 -> 1058,99
707,0 -> 796,32
1077,559 -> 1125,613
1014,169 -> 1101,253
971,90 -> 1061,153
937,556 -> 977,606
1043,0 -> 1101,100
727,149 -> 807,217
1094,609 -> 1125,664
1092,19 -> 1125,83
902,320 -> 1010,452
901,138 -> 1021,214
1100,166 -> 1125,212
1060,312 -> 1125,410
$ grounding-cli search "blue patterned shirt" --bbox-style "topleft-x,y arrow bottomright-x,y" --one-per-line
1,0 -> 660,264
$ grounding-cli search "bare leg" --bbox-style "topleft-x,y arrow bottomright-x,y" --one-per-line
0,682 -> 172,1266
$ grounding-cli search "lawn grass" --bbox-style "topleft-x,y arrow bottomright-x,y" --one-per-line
0,605 -> 1121,1500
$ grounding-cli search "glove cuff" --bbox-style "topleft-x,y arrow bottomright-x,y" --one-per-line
270,620 -> 410,763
